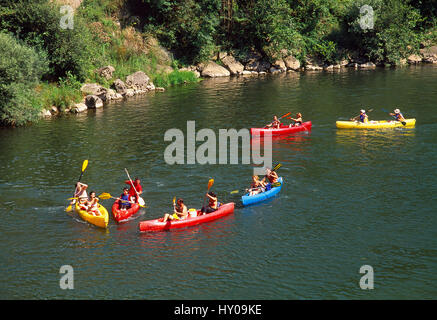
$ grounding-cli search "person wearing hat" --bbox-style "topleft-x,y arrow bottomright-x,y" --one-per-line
289,113 -> 303,127
389,109 -> 405,122
69,182 -> 88,208
351,109 -> 368,123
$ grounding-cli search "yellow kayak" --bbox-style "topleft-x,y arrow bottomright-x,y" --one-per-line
75,203 -> 109,228
336,119 -> 416,129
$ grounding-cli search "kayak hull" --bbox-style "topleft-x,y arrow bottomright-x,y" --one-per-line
112,200 -> 140,222
75,203 -> 109,228
241,177 -> 283,206
336,119 -> 416,129
139,202 -> 235,232
251,121 -> 312,136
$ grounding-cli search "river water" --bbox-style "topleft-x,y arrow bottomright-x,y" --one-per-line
1,65 -> 436,299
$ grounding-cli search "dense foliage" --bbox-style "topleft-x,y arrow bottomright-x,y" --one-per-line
0,32 -> 48,126
134,0 -> 435,64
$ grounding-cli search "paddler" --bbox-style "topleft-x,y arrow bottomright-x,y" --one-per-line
261,168 -> 279,191
125,177 -> 143,203
289,112 -> 303,127
163,198 -> 188,222
118,188 -> 132,211
70,182 -> 88,207
351,109 -> 368,123
247,175 -> 266,196
389,108 -> 405,122
87,191 -> 101,216
201,192 -> 220,214
265,115 -> 281,129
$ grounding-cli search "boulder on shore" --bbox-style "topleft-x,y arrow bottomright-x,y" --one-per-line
221,55 -> 244,75
85,95 -> 103,109
359,62 -> 376,69
96,65 -> 115,80
126,71 -> 150,90
420,45 -> 437,63
71,102 -> 88,113
283,55 -> 301,71
111,79 -> 127,95
80,83 -> 107,96
407,54 -> 422,64
200,61 -> 231,77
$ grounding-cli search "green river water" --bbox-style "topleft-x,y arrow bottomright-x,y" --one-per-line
0,65 -> 436,299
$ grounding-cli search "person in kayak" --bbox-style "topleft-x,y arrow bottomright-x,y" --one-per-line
201,192 -> 220,214
265,116 -> 281,129
87,191 -> 101,216
118,188 -> 132,211
389,108 -> 405,122
162,198 -> 188,222
289,113 -> 303,127
125,177 -> 143,203
261,168 -> 279,191
69,182 -> 88,207
247,175 -> 266,196
351,109 -> 368,123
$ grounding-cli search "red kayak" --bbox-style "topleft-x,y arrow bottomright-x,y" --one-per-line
139,202 -> 235,232
250,121 -> 312,136
112,199 -> 140,222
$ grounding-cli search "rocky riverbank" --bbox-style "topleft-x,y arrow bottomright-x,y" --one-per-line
187,45 -> 437,78
40,45 -> 437,119
40,69 -> 166,117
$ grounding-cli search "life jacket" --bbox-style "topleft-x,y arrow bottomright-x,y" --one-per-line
359,114 -> 367,123
395,113 -> 404,121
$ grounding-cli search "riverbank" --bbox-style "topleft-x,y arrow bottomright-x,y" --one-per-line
39,54 -> 437,119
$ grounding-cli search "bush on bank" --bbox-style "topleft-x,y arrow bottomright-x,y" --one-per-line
0,32 -> 48,126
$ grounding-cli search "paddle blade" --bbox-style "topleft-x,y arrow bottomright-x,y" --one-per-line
138,197 -> 146,206
207,179 -> 214,190
65,205 -> 72,212
273,163 -> 282,171
230,190 -> 239,194
272,182 -> 281,188
67,197 -> 78,201
82,160 -> 89,172
98,192 -> 112,200
280,112 -> 291,119
173,196 -> 176,205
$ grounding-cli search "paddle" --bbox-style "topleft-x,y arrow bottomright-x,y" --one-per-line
98,192 -> 146,208
171,196 -> 180,220
202,179 -> 214,212
382,108 -> 406,125
66,160 -> 88,212
124,168 -> 146,206
265,112 -> 291,128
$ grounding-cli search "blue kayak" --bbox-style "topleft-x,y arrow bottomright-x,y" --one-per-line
241,177 -> 283,206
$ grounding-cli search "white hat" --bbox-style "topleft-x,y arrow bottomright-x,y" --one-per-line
360,109 -> 366,113
394,109 -> 400,113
